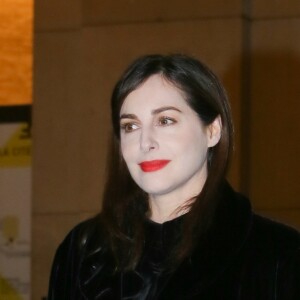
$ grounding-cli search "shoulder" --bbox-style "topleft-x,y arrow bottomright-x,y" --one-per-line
246,213 -> 300,278
50,214 -> 106,273
48,214 -> 108,299
220,183 -> 300,255
224,183 -> 300,253
58,214 -> 104,254
52,214 -> 110,272
247,215 -> 300,297
250,214 -> 300,252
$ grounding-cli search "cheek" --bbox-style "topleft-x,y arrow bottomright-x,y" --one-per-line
179,129 -> 204,149
120,142 -> 128,163
120,138 -> 135,164
182,130 -> 209,159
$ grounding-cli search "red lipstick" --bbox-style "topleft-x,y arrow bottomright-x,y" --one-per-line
139,160 -> 170,172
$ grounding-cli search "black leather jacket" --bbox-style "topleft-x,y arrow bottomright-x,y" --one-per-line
48,185 -> 300,299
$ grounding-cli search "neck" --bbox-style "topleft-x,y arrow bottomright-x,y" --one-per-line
148,179 -> 206,224
148,196 -> 190,224
147,163 -> 208,223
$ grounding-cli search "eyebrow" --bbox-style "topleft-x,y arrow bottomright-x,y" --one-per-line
120,106 -> 182,120
120,113 -> 138,120
152,106 -> 182,115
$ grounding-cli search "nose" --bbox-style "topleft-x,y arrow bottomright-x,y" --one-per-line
140,127 -> 159,153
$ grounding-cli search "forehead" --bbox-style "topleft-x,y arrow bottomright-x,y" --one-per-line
120,75 -> 189,114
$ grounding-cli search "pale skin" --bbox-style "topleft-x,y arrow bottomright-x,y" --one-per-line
120,75 -> 221,223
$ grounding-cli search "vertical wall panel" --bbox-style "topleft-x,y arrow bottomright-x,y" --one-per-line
250,19 -> 300,209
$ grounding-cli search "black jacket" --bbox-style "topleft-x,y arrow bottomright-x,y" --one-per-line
48,185 -> 300,299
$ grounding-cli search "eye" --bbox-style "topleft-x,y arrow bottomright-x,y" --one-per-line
157,116 -> 176,126
120,122 -> 139,133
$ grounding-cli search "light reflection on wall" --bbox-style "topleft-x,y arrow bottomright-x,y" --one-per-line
0,0 -> 33,106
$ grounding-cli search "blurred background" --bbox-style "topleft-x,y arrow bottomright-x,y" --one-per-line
0,0 -> 299,299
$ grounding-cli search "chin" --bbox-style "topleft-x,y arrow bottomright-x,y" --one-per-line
137,182 -> 173,196
131,172 -> 174,195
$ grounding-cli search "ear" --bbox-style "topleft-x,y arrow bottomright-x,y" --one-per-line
207,115 -> 222,148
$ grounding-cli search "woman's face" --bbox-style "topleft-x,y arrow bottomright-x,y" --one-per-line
120,75 -> 220,201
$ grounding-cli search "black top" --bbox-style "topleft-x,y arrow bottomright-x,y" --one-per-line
130,216 -> 184,299
48,184 -> 300,299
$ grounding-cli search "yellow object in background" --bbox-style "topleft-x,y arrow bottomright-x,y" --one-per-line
0,124 -> 31,168
0,276 -> 22,300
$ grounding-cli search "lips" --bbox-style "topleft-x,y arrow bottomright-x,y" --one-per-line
138,160 -> 170,172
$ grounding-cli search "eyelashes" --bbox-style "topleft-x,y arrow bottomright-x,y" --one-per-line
120,116 -> 177,133
120,122 -> 139,133
157,116 -> 176,126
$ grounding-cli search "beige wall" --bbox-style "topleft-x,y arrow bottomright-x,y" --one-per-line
33,1 -> 300,299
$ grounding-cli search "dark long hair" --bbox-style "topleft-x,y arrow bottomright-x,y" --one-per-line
101,54 -> 233,271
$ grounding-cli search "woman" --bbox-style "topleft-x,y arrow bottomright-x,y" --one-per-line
48,54 -> 300,299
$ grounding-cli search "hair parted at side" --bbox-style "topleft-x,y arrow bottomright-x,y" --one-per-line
101,54 -> 234,271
